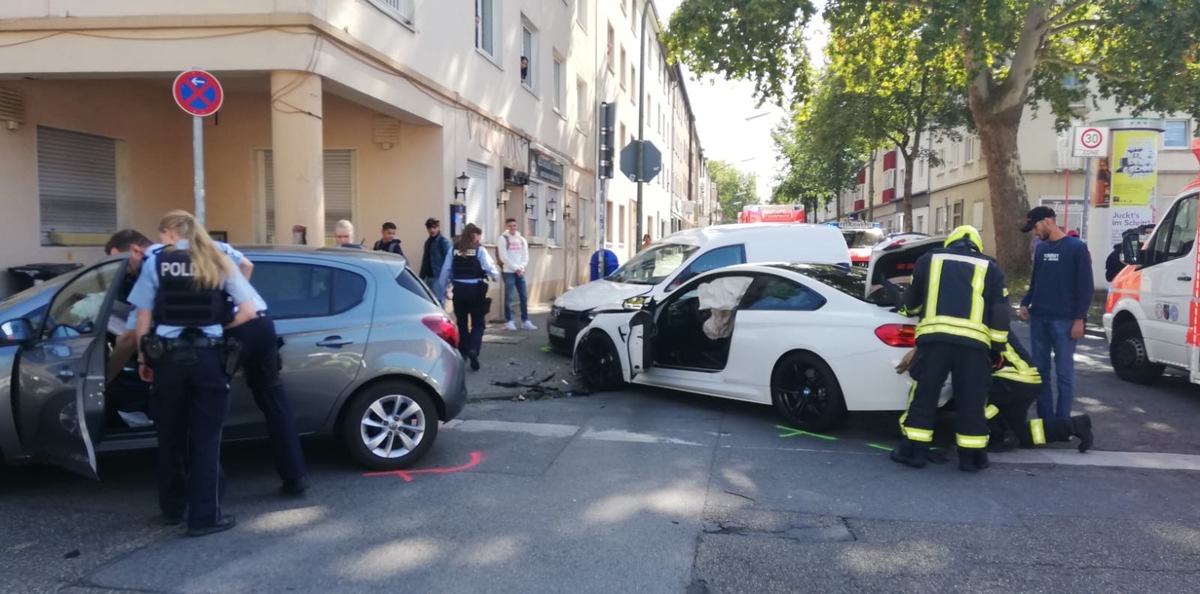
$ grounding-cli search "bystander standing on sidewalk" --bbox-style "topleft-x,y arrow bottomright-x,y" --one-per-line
419,217 -> 453,304
373,222 -> 404,257
334,220 -> 362,249
1019,206 -> 1094,421
498,218 -> 536,330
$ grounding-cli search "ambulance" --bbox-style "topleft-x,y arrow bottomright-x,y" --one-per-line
1103,139 -> 1200,385
827,221 -> 887,268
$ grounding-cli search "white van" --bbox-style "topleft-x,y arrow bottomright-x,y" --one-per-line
547,223 -> 851,352
1104,140 -> 1200,384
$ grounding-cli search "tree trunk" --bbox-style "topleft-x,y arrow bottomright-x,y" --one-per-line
974,100 -> 1032,279
902,150 -> 916,233
866,151 -> 877,220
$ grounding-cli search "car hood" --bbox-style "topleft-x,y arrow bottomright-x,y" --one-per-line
554,279 -> 654,312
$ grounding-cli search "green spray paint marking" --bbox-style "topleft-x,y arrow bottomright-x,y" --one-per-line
775,425 -> 838,441
866,443 -> 895,452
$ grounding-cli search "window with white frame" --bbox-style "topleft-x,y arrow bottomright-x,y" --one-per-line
965,135 -> 976,163
630,66 -> 637,103
475,0 -> 495,56
366,0 -> 414,25
618,204 -> 627,245
552,53 -> 565,113
547,186 -> 561,243
952,201 -> 963,227
884,168 -> 897,191
262,149 -> 355,243
605,200 -> 614,243
37,126 -> 117,246
1165,119 -> 1191,149
577,77 -> 588,125
522,19 -> 538,91
526,181 -> 542,237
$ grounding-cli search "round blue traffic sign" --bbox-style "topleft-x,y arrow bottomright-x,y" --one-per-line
173,70 -> 224,117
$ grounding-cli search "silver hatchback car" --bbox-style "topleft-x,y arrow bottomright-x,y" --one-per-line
0,246 -> 466,479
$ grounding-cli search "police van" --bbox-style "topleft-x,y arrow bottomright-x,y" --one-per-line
547,223 -> 851,353
1104,139 -> 1200,384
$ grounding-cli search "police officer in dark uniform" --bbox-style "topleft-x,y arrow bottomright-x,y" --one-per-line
985,334 -> 1095,453
220,259 -> 309,495
129,210 -> 259,537
435,223 -> 499,371
894,225 -> 1010,472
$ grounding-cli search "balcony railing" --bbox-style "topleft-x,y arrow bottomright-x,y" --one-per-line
368,0 -> 414,25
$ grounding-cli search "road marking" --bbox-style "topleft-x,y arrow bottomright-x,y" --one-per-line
444,419 -> 1200,471
580,428 -> 706,446
442,419 -> 579,438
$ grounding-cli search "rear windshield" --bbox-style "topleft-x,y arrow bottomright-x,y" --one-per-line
843,229 -> 886,249
395,267 -> 437,303
769,263 -> 872,304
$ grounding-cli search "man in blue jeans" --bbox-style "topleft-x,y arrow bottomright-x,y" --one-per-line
1019,206 -> 1094,420
498,218 -> 536,330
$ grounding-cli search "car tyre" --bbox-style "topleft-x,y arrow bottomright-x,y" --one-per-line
771,351 -> 848,432
576,331 -> 626,392
341,381 -> 439,471
1110,323 -> 1165,385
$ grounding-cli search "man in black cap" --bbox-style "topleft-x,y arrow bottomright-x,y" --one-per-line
420,217 -> 453,305
1018,206 -> 1094,422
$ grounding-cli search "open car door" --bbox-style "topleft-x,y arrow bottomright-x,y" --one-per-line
626,308 -> 656,379
17,260 -> 125,480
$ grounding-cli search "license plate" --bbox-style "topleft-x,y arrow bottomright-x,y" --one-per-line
549,326 -> 566,338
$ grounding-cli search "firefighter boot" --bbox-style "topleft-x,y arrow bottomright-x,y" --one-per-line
890,440 -> 928,469
1072,414 -> 1094,453
958,448 -> 990,472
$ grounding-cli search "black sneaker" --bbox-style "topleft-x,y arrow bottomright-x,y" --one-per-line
469,355 -> 480,371
1072,414 -> 1094,453
187,515 -> 237,538
282,477 -> 308,496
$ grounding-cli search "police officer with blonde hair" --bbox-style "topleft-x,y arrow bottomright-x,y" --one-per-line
893,225 -> 1009,472
129,210 -> 258,536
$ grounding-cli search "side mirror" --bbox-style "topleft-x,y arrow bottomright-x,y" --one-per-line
622,296 -> 648,310
0,318 -> 35,345
1120,228 -> 1144,266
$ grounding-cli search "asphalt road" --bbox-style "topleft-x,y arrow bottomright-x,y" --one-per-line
3,349 -> 1200,594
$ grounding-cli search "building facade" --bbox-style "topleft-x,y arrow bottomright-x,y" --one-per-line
0,0 -> 709,297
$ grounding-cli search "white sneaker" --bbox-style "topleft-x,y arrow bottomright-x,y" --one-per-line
521,320 -> 538,330
504,321 -> 517,331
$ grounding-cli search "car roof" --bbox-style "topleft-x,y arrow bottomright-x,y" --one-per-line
233,244 -> 402,261
657,223 -> 839,247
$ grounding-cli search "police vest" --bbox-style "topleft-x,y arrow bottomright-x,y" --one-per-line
451,248 -> 486,280
153,248 -> 231,327
911,249 -> 1008,348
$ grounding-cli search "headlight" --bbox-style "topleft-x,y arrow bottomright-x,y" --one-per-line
622,297 -> 647,310
584,309 -> 597,320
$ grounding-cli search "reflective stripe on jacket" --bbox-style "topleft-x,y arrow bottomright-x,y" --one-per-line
904,248 -> 1009,350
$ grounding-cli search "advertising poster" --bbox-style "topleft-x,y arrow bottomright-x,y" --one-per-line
1110,206 -> 1155,246
1110,130 -> 1159,206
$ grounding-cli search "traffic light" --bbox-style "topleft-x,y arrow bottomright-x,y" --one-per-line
599,101 -> 615,180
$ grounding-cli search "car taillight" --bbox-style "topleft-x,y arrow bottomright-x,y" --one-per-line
422,314 -> 459,349
875,324 -> 916,347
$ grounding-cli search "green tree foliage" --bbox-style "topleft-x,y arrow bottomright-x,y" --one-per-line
708,160 -> 759,222
668,0 -> 1200,274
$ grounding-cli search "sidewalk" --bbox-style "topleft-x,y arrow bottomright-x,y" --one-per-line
465,305 -> 586,401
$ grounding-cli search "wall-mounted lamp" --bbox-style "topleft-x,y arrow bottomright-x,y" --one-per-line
453,172 -> 470,202
563,203 -> 572,220
524,195 -> 537,214
546,196 -> 558,221
497,188 -> 511,207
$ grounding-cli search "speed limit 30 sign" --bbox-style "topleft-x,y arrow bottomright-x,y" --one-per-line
1072,126 -> 1110,158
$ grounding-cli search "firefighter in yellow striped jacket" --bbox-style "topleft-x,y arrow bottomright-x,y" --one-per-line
893,225 -> 1009,472
985,334 -> 1094,452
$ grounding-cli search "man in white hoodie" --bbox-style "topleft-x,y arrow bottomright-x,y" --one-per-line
499,218 -> 536,330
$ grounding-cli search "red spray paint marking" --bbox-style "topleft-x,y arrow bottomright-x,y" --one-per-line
362,451 -> 483,482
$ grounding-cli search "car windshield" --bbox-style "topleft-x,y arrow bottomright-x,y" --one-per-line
843,229 -> 886,249
607,242 -> 700,285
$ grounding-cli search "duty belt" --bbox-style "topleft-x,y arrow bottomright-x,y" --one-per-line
165,336 -> 227,350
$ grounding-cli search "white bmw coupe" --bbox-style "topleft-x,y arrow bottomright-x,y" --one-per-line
572,235 -> 949,431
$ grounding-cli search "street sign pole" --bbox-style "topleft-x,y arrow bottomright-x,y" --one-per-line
635,2 -> 650,246
1082,157 -> 1093,241
173,69 -> 223,226
193,115 -> 206,225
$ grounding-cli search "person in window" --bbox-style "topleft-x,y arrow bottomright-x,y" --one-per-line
436,223 -> 500,371
373,222 -> 405,257
334,220 -> 361,249
641,234 -> 653,251
520,56 -> 529,82
129,210 -> 259,537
